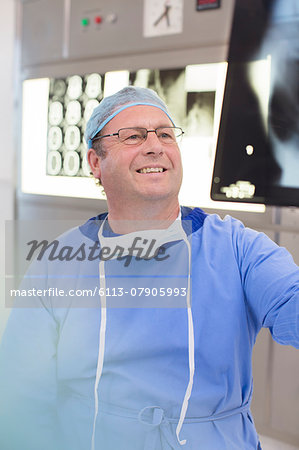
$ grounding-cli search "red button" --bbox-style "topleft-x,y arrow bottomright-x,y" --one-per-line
94,16 -> 102,24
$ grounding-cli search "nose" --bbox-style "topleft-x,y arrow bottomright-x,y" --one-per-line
142,130 -> 164,155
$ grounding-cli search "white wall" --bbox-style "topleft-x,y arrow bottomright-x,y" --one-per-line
0,0 -> 16,338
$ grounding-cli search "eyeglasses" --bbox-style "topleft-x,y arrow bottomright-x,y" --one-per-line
92,127 -> 184,146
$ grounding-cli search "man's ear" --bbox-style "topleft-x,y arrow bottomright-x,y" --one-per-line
87,148 -> 102,180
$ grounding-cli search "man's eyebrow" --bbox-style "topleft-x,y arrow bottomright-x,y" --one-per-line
129,124 -> 174,129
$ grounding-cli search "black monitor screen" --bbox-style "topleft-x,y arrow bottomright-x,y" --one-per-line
211,0 -> 299,206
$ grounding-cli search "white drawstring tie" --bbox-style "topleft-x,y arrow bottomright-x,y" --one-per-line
91,213 -> 195,449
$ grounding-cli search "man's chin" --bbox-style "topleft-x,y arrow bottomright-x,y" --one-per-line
136,189 -> 180,203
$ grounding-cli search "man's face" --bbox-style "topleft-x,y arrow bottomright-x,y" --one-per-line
90,105 -> 183,207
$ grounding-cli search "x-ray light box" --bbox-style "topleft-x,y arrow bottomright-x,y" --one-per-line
21,64 -> 265,212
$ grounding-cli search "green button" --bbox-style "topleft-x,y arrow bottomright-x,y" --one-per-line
81,18 -> 89,27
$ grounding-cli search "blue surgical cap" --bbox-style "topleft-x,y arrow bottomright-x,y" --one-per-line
85,86 -> 175,149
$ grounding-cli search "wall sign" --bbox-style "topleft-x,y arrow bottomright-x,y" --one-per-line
196,0 -> 220,11
143,0 -> 184,37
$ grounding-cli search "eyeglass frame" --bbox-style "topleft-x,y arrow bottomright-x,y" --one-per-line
91,126 -> 184,146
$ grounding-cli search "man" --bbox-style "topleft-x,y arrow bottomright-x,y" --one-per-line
0,86 -> 298,450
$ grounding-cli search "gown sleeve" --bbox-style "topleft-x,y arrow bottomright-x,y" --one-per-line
232,218 -> 299,348
0,263 -> 63,450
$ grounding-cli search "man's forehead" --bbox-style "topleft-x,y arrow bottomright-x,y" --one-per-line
104,104 -> 173,130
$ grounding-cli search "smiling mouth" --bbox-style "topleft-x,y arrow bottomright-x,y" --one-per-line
137,168 -> 166,174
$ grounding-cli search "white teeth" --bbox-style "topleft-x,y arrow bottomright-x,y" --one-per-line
138,168 -> 164,173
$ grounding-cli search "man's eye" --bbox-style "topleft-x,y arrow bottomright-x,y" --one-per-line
126,134 -> 141,140
160,132 -> 174,140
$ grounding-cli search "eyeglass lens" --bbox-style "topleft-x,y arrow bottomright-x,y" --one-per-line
118,127 -> 182,145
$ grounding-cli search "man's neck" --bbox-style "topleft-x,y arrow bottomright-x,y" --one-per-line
106,199 -> 180,234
